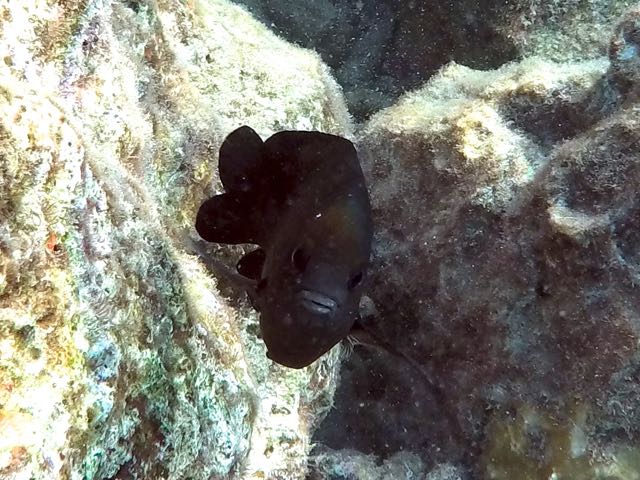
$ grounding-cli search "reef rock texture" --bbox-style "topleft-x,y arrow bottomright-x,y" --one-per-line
313,6 -> 640,480
310,449 -> 426,480
506,0 -> 636,61
0,0 -> 348,479
308,447 -> 464,480
232,0 -> 635,120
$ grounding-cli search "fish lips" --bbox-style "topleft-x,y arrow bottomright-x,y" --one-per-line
295,289 -> 338,316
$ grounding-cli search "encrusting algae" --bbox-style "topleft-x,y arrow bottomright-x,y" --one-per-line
0,0 -> 350,478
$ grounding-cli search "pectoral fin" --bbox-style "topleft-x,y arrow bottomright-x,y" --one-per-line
237,248 -> 266,280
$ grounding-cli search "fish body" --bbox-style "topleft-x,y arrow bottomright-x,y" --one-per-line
196,126 -> 373,368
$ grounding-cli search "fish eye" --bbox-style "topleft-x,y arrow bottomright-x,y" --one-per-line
291,247 -> 309,272
348,271 -> 363,290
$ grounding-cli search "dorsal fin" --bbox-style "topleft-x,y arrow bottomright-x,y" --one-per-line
218,126 -> 265,193
195,192 -> 263,244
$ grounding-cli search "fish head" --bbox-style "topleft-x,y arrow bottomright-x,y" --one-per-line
255,198 -> 372,368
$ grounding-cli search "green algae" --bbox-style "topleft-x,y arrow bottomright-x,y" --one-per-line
482,403 -> 640,480
483,404 -> 592,479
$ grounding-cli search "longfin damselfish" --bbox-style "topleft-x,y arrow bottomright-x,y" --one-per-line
196,125 -> 373,368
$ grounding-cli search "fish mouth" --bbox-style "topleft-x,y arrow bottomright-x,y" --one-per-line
297,289 -> 337,315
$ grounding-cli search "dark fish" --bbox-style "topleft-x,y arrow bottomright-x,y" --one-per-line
196,126 -> 373,368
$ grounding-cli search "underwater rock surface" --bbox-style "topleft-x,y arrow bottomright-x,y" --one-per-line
313,6 -> 640,480
4,0 -> 640,479
0,0 -> 347,479
232,0 -> 635,120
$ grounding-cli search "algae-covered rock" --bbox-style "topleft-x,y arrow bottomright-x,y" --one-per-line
231,0 -> 636,120
506,0 -> 637,62
314,7 -> 640,478
0,0 -> 348,478
308,447 -> 457,480
309,447 -> 467,480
